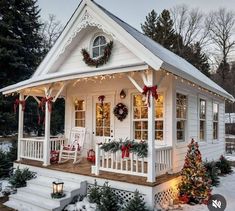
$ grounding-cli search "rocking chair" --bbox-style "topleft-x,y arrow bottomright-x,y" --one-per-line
58,127 -> 86,164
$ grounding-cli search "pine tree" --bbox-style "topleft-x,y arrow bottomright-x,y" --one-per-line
0,0 -> 43,135
124,190 -> 149,211
178,139 -> 212,204
88,180 -> 101,205
99,182 -> 120,211
141,9 -> 211,78
141,10 -> 158,41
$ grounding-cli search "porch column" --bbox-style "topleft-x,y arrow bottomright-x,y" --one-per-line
43,99 -> 51,166
17,93 -> 24,161
147,70 -> 156,182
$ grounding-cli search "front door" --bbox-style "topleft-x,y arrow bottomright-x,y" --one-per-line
93,95 -> 114,143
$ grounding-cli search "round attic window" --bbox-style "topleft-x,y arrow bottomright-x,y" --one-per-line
92,36 -> 107,58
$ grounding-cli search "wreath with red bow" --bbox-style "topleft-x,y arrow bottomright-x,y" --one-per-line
81,41 -> 113,68
113,103 -> 128,121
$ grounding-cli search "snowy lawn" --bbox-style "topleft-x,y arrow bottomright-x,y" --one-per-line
182,167 -> 235,211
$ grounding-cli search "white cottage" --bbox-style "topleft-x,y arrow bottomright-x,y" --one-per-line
1,0 -> 234,210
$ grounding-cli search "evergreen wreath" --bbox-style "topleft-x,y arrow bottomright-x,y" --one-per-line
81,41 -> 113,67
113,103 -> 128,121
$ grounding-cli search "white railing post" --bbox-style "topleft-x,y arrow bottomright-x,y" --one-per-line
147,70 -> 156,182
17,93 -> 24,161
95,144 -> 100,175
43,100 -> 51,166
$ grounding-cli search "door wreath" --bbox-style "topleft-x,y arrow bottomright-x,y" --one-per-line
113,103 -> 128,121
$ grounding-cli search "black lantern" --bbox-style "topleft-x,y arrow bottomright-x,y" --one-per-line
51,181 -> 65,199
120,89 -> 126,99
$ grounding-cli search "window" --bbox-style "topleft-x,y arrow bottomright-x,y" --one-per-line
92,36 -> 107,58
133,93 -> 164,141
176,93 -> 187,142
213,103 -> 219,140
75,100 -> 85,127
199,99 -> 206,141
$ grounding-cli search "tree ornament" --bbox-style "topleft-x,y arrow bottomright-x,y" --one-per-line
81,41 -> 113,67
113,103 -> 128,121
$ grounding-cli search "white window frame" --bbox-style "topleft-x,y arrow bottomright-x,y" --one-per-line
213,102 -> 219,141
74,98 -> 86,128
176,92 -> 188,143
131,92 -> 165,143
91,35 -> 107,59
199,98 -> 207,142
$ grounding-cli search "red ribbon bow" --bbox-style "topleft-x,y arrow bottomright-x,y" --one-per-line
14,99 -> 26,113
121,144 -> 131,159
142,85 -> 158,107
39,97 -> 53,112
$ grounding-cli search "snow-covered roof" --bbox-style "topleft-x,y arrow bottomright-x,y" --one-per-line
0,0 -> 234,101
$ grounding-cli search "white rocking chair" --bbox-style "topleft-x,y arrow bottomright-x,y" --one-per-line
58,127 -> 86,164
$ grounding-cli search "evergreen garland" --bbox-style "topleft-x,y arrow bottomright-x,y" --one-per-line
100,139 -> 148,158
124,190 -> 149,211
81,41 -> 113,68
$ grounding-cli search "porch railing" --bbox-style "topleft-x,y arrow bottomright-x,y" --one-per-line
20,138 -> 44,161
94,144 -> 148,177
19,137 -> 67,162
94,144 -> 173,178
155,146 -> 173,176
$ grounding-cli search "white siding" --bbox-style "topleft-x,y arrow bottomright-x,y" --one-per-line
172,80 -> 226,173
50,28 -> 143,74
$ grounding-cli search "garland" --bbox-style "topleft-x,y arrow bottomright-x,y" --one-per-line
81,41 -> 113,68
113,103 -> 128,121
100,139 -> 148,158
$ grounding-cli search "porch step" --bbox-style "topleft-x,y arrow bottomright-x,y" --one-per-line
4,175 -> 87,211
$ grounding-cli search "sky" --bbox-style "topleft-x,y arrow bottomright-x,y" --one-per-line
37,0 -> 235,30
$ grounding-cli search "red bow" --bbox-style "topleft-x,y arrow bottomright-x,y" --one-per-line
121,144 -> 131,159
39,97 -> 53,112
14,99 -> 26,113
142,85 -> 158,107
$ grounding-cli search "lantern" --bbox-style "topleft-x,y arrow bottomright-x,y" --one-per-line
120,89 -> 126,99
87,149 -> 96,163
51,181 -> 65,198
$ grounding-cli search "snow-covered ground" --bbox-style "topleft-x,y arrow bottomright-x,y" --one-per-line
0,180 -> 10,197
226,155 -> 235,162
183,168 -> 235,211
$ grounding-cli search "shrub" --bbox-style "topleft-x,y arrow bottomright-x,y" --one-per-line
8,167 -> 36,188
99,182 -> 120,211
216,155 -> 233,175
88,180 -> 101,205
204,160 -> 220,187
124,190 -> 149,211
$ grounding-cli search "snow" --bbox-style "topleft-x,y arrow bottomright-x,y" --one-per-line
0,180 -> 10,197
225,155 -> 235,162
182,168 -> 235,211
64,197 -> 97,211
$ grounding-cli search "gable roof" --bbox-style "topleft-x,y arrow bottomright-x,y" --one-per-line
0,0 -> 234,101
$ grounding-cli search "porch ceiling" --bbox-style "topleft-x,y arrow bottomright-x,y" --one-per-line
0,62 -> 148,95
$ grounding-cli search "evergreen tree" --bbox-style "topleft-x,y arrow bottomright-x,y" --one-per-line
141,10 -> 158,41
178,139 -> 212,204
141,9 -> 211,78
124,190 -> 149,211
0,0 -> 43,135
88,180 -> 101,205
99,182 -> 120,211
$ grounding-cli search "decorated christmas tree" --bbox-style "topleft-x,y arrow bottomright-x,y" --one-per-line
178,139 -> 212,204
124,190 -> 149,211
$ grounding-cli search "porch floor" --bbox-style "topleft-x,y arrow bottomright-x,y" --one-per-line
16,158 -> 179,187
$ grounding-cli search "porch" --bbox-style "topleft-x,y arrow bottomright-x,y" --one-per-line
18,136 -> 173,182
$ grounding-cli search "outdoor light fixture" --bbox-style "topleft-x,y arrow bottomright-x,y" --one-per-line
51,181 -> 65,199
74,98 -> 79,106
120,89 -> 126,99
